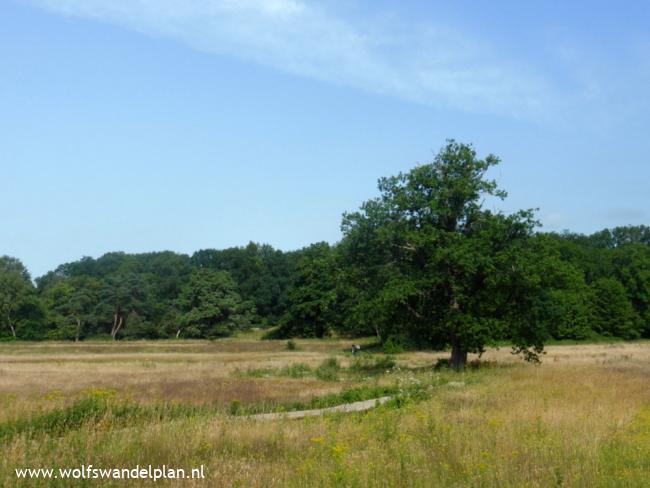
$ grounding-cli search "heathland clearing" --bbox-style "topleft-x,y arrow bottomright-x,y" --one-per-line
1,338 -> 649,486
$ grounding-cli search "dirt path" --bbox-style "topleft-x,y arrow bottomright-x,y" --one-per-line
246,396 -> 393,421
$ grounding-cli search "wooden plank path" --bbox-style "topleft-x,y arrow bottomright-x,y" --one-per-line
246,396 -> 393,421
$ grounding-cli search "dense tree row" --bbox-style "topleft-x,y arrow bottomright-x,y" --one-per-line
0,245 -> 297,341
274,228 -> 650,345
1,141 -> 648,367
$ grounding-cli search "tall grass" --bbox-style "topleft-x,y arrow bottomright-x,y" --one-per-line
1,341 -> 649,486
0,391 -> 206,443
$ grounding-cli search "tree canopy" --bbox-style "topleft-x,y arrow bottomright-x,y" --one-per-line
177,269 -> 253,338
337,140 -> 545,368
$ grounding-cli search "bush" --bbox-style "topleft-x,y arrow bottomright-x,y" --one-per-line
382,337 -> 404,354
228,400 -> 242,415
286,339 -> 297,350
315,357 -> 340,381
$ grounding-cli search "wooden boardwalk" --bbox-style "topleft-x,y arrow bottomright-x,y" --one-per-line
246,396 -> 393,421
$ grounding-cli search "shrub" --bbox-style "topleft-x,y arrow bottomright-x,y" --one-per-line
228,400 -> 242,415
315,357 -> 340,381
382,337 -> 404,354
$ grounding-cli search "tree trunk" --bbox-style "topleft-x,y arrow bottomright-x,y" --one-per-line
111,313 -> 118,338
448,292 -> 466,370
315,322 -> 325,339
176,328 -> 182,339
111,315 -> 124,340
450,340 -> 467,371
75,318 -> 81,342
6,312 -> 16,338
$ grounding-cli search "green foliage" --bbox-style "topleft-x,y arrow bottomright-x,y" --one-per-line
235,363 -> 313,379
286,339 -> 297,350
0,255 -> 31,281
237,357 -> 399,382
232,370 -> 460,416
382,337 -> 405,354
315,357 -> 341,381
233,384 -> 399,415
31,245 -> 297,340
121,311 -> 161,339
340,140 -> 544,368
228,400 -> 242,415
42,276 -> 101,341
276,243 -> 340,338
528,246 -> 593,340
2,142 -> 648,348
349,355 -> 396,372
0,392 -> 206,442
611,244 -> 650,336
191,242 -> 296,323
0,396 -> 115,441
234,367 -> 274,378
0,256 -> 42,340
32,250 -> 272,340
590,278 -> 643,339
177,269 -> 253,338
98,273 -> 151,339
280,363 -> 312,378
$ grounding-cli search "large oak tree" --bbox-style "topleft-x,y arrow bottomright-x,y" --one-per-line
341,140 -> 546,369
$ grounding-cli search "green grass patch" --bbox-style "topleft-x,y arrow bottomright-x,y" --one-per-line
235,358 -> 343,381
279,363 -> 312,378
0,395 -> 205,443
315,357 -> 341,381
231,384 -> 399,416
234,363 -> 314,379
349,355 -> 396,373
235,370 -> 459,415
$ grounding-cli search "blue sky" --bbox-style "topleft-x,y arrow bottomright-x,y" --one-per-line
2,0 -> 649,278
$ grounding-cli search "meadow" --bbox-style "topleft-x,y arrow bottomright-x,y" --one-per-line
0,334 -> 649,487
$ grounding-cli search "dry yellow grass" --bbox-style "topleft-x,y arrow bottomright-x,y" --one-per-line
0,338 -> 367,413
1,339 -> 649,487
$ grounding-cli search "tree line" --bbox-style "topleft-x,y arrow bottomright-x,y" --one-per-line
0,243 -> 298,341
1,141 -> 648,367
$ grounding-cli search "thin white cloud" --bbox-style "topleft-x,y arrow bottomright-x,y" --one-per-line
26,0 -> 553,118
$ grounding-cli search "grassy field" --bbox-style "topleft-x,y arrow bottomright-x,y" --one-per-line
0,335 -> 649,487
